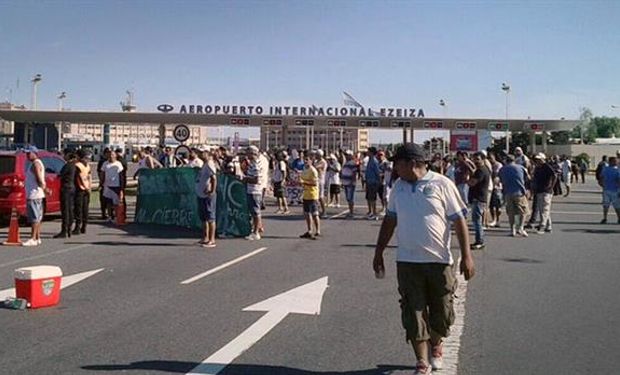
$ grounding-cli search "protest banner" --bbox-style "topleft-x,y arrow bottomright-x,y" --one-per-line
216,174 -> 251,237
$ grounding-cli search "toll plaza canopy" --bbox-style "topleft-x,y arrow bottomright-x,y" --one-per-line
0,109 -> 579,133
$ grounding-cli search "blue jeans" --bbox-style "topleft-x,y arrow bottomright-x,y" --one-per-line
471,200 -> 486,244
457,183 -> 469,205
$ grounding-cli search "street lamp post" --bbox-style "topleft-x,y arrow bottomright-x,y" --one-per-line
501,82 -> 511,153
57,91 -> 67,111
31,74 -> 42,110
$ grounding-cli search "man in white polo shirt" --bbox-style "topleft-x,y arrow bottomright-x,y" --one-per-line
373,143 -> 475,375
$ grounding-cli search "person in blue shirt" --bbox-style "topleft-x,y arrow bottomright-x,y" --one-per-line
498,155 -> 530,237
599,156 -> 620,224
364,147 -> 382,220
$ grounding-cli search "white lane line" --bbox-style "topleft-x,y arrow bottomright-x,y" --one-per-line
443,258 -> 469,374
181,247 -> 268,285
328,209 -> 349,220
0,244 -> 92,269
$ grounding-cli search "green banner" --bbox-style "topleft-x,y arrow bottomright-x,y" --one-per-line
135,168 -> 251,237
135,168 -> 202,230
216,174 -> 251,237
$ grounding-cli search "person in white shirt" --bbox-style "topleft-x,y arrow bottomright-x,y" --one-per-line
259,151 -> 270,210
326,154 -> 341,208
22,147 -> 46,247
101,151 -> 125,221
272,151 -> 289,214
373,143 -> 474,375
243,146 -> 266,240
561,155 -> 572,197
186,148 -> 205,169
313,150 -> 328,216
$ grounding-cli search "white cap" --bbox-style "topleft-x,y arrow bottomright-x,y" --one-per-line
247,145 -> 259,155
316,149 -> 324,157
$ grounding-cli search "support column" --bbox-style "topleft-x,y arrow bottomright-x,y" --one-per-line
410,125 -> 415,145
402,126 -> 408,144
542,131 -> 548,154
530,131 -> 536,155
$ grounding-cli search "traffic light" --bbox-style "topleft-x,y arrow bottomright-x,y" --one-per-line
294,119 -> 315,126
231,118 -> 250,125
391,121 -> 411,128
359,120 -> 379,127
262,118 -> 283,126
524,123 -> 544,131
456,122 -> 476,129
423,121 -> 444,129
488,122 -> 509,131
327,119 -> 347,127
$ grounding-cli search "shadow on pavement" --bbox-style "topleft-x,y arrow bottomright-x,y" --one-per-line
500,257 -> 544,264
82,361 -> 414,374
341,244 -> 397,249
552,200 -> 599,205
63,241 -> 192,247
561,228 -> 620,234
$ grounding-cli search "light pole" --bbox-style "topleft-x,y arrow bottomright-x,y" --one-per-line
272,130 -> 280,149
57,91 -> 66,111
501,82 -> 510,153
31,74 -> 42,110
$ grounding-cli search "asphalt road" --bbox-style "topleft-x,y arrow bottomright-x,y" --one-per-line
0,177 -> 618,374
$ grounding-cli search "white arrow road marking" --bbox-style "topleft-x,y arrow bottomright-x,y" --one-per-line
0,268 -> 104,300
181,247 -> 268,285
186,276 -> 329,375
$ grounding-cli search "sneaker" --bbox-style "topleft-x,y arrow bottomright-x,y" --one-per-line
201,242 -> 216,248
536,229 -> 545,234
524,223 -> 533,229
488,220 -> 497,227
37,239 -> 42,245
314,232 -> 322,238
470,242 -> 485,250
282,210 -> 290,215
274,209 -> 282,214
21,238 -> 39,247
336,204 -> 341,208
494,222 -> 501,228
413,361 -> 432,375
299,232 -> 313,239
245,233 -> 261,241
545,228 -> 552,233
600,218 -> 607,224
346,213 -> 354,219
510,229 -> 517,237
430,342 -> 444,370
517,229 -> 529,237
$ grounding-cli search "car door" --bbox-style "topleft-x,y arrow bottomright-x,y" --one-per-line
40,156 -> 65,214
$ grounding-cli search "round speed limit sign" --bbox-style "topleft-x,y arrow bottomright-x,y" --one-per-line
173,124 -> 190,143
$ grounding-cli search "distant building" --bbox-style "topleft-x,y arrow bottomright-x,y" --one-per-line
261,127 -> 369,152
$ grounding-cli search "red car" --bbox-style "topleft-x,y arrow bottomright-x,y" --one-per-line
0,150 -> 65,219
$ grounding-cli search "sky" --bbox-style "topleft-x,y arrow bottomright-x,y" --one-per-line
1,0 -> 619,143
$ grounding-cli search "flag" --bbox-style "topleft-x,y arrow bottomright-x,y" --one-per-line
342,91 -> 363,108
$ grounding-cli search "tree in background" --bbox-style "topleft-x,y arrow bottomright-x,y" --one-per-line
590,117 -> 620,138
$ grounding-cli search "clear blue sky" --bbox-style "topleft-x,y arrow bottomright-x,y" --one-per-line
1,0 -> 619,142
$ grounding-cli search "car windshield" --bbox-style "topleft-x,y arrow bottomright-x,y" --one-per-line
0,156 -> 16,175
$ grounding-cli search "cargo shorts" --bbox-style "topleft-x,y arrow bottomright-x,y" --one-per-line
397,262 -> 457,342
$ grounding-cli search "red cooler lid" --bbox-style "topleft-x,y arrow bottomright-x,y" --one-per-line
14,266 -> 63,280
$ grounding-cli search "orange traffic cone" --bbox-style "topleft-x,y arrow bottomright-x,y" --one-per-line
115,203 -> 126,226
3,207 -> 22,246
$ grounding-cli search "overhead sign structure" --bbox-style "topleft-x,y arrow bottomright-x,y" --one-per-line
488,122 -> 509,131
186,277 -> 329,375
173,124 -> 190,143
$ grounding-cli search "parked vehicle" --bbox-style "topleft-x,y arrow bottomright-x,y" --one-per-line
0,150 -> 65,219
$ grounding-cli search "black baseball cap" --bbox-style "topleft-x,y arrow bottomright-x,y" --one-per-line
388,143 -> 427,162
